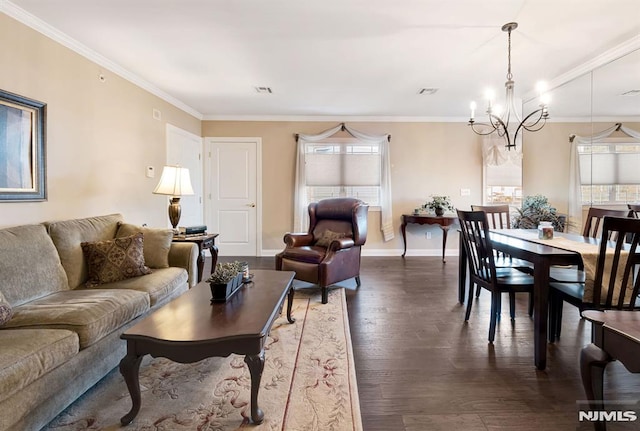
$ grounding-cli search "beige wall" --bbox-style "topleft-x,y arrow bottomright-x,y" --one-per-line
5,12 -> 633,254
202,121 -> 483,253
0,13 -> 200,229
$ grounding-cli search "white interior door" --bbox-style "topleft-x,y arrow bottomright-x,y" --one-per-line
205,138 -> 261,256
166,124 -> 204,228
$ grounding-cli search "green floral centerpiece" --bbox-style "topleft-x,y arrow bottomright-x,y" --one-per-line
206,261 -> 244,302
423,195 -> 455,216
512,195 -> 566,232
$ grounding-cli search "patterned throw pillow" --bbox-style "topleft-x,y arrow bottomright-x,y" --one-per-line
81,233 -> 152,287
0,290 -> 12,326
315,230 -> 347,248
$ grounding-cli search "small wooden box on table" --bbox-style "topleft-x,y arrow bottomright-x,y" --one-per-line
119,270 -> 296,425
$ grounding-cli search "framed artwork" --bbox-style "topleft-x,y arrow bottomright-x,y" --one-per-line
0,89 -> 47,201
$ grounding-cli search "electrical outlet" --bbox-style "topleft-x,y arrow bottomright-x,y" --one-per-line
426,232 -> 432,239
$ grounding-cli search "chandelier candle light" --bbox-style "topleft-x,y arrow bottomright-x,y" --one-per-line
468,22 -> 551,150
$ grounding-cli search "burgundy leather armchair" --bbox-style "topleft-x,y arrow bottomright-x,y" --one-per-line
275,198 -> 368,304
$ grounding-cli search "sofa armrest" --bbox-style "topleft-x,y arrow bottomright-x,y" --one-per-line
168,242 -> 199,288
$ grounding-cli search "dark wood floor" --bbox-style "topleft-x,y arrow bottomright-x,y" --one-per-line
217,256 -> 640,431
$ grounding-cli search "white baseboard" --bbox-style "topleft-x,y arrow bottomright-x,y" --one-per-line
260,249 -> 460,257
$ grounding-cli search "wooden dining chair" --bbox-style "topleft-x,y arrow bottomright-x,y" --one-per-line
548,216 -> 640,342
582,207 -> 631,238
470,205 -> 534,314
548,207 -> 630,284
457,210 -> 535,343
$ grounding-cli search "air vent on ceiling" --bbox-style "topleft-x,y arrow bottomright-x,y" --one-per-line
620,89 -> 640,96
255,86 -> 273,94
418,88 -> 439,95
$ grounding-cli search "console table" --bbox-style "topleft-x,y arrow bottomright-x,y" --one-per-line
172,233 -> 219,282
401,214 -> 457,262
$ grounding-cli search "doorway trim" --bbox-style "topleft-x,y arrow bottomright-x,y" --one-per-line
204,137 -> 263,256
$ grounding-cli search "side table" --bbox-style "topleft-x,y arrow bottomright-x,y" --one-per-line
172,233 -> 219,282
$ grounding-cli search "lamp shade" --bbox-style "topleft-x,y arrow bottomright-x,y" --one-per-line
153,166 -> 194,196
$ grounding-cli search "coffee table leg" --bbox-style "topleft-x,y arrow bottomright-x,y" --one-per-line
245,351 -> 265,424
119,350 -> 144,425
286,286 -> 295,323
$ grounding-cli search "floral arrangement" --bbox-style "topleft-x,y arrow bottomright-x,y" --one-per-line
206,261 -> 242,284
423,195 -> 455,213
512,194 -> 566,231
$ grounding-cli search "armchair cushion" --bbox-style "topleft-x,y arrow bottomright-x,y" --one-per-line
280,246 -> 326,264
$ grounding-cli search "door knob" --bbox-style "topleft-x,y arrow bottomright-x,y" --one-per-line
247,203 -> 256,207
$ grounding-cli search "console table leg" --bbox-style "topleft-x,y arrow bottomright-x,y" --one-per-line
286,285 -> 295,323
119,350 -> 144,425
401,222 -> 408,257
441,226 -> 450,263
245,351 -> 265,424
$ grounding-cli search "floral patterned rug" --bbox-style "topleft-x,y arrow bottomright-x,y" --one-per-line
43,286 -> 362,431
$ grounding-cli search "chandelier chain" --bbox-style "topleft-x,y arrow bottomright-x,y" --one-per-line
507,28 -> 513,81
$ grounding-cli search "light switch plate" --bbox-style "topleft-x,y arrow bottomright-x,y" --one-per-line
460,188 -> 471,196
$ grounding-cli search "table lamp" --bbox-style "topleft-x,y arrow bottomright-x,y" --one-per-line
153,165 -> 194,229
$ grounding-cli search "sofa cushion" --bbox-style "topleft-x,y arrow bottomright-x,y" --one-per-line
46,213 -> 124,289
0,224 -> 69,307
81,233 -> 152,287
93,267 -> 188,307
0,291 -> 12,326
0,328 -> 79,404
116,222 -> 173,268
3,289 -> 149,349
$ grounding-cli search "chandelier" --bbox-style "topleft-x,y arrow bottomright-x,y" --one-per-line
468,22 -> 550,150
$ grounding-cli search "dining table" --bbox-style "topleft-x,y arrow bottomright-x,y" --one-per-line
458,229 -> 598,370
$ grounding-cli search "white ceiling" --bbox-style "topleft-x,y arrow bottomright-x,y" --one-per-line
5,0 -> 640,119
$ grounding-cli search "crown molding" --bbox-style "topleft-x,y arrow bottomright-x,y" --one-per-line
524,34 -> 640,101
202,114 -> 471,122
2,1 -> 203,120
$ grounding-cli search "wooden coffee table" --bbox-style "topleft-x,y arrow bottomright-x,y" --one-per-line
119,269 -> 296,425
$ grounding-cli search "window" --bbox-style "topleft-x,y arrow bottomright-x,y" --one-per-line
482,137 -> 523,206
578,142 -> 640,204
304,139 -> 381,206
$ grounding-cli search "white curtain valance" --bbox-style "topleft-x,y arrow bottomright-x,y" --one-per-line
482,136 -> 522,166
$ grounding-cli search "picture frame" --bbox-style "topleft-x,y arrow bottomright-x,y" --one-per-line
0,89 -> 47,201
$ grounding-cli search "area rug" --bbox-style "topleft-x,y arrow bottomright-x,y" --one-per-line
43,287 -> 362,431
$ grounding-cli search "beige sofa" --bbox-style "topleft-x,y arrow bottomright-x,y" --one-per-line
0,214 -> 198,431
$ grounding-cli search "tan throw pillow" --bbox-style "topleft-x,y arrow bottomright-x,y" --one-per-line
0,290 -> 12,327
315,230 -> 347,247
81,233 -> 152,287
116,223 -> 173,268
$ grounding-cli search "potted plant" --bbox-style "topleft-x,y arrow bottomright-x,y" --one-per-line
423,195 -> 455,216
512,195 -> 566,232
206,261 -> 244,302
